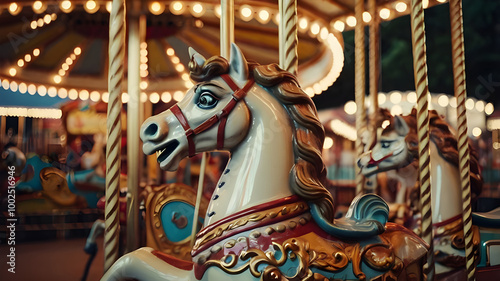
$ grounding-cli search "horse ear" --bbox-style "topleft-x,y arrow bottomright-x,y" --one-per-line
229,43 -> 249,81
394,115 -> 409,136
188,47 -> 206,67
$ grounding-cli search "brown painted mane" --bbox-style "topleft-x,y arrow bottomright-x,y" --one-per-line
383,108 -> 482,200
189,56 -> 334,221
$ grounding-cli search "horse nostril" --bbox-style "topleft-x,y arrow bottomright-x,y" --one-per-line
144,123 -> 159,137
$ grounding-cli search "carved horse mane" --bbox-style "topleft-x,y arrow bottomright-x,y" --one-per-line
383,108 -> 482,200
188,55 -> 335,221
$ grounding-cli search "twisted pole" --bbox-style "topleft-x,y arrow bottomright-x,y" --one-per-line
368,0 -> 380,141
409,0 -> 434,279
449,0 -> 475,279
104,0 -> 125,272
354,0 -> 366,196
279,0 -> 298,76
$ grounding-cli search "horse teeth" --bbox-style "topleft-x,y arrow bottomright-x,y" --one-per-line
156,148 -> 165,158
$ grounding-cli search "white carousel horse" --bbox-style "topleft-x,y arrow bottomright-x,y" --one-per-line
102,44 -> 427,281
357,109 -> 500,278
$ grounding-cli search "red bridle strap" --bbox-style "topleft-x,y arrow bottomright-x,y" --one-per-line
171,74 -> 254,157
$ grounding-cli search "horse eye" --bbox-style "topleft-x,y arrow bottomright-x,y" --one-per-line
197,92 -> 218,109
381,141 -> 391,148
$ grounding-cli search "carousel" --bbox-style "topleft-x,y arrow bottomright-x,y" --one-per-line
0,0 -> 499,280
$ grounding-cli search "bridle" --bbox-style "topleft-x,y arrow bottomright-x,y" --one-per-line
170,73 -> 255,157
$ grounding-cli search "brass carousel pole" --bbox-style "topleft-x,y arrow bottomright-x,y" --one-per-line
354,0 -> 366,196
409,0 -> 434,279
278,0 -> 298,75
449,0 -> 475,279
104,0 -> 125,272
125,0 -> 143,253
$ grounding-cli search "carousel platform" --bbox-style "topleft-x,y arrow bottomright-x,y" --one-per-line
0,236 -> 104,281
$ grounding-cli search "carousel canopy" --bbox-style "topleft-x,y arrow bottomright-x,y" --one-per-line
0,0 -> 449,109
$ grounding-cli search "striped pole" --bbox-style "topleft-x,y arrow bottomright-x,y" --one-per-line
449,0 -> 475,279
354,0 -> 366,196
409,0 -> 434,279
368,0 -> 380,141
104,0 -> 125,272
279,0 -> 298,76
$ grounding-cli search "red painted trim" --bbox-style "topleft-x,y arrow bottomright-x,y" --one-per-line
433,213 -> 462,228
152,250 -> 193,271
476,264 -> 500,280
196,195 -> 301,239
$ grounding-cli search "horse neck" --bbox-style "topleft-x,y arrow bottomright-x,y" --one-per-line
429,141 -> 462,224
203,91 -> 295,226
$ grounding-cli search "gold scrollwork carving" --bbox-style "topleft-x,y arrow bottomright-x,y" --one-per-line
204,238 -> 350,280
194,202 -> 307,251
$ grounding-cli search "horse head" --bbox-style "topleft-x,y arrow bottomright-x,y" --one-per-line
358,115 -> 415,177
140,44 -> 251,172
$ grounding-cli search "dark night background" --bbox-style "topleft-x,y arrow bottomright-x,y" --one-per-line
313,0 -> 500,110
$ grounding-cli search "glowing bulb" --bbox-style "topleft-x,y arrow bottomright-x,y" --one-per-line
191,3 -> 205,17
390,91 -> 402,104
9,2 -> 21,15
68,89 -> 78,100
17,59 -> 24,67
78,90 -> 89,100
310,23 -> 320,35
333,20 -> 345,32
60,1 -> 72,12
58,88 -> 68,99
33,48 -> 40,56
449,97 -> 457,108
105,1 -> 112,13
363,11 -> 372,23
170,1 -> 185,15
320,27 -> 329,40
173,91 -> 184,101
44,14 -> 51,24
257,9 -> 270,24
344,101 -> 357,115
161,92 -> 172,103
149,92 -> 160,104
149,2 -> 164,15
19,83 -> 27,94
346,16 -> 357,27
475,100 -> 485,112
437,95 -> 449,107
59,69 -> 66,76
140,81 -> 148,90
214,4 -> 221,18
48,87 -> 57,97
466,98 -> 474,110
37,18 -> 44,27
390,105 -> 403,115
9,68 -> 17,76
74,47 -> 81,55
53,75 -> 62,84
240,5 -> 253,21
62,63 -> 69,71
102,92 -> 109,103
31,21 -> 37,29
166,48 -> 175,56
485,103 -> 494,115
85,0 -> 99,14
28,84 -> 37,95
323,137 -> 334,149
395,2 -> 407,12
10,81 -> 18,92
407,92 -> 417,103
90,91 -> 100,102
472,127 -> 482,137
299,18 -> 308,30
38,85 -> 47,96
379,8 -> 391,19
175,64 -> 185,72
171,56 -> 180,64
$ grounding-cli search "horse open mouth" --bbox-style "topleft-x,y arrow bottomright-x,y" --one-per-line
155,140 -> 180,163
